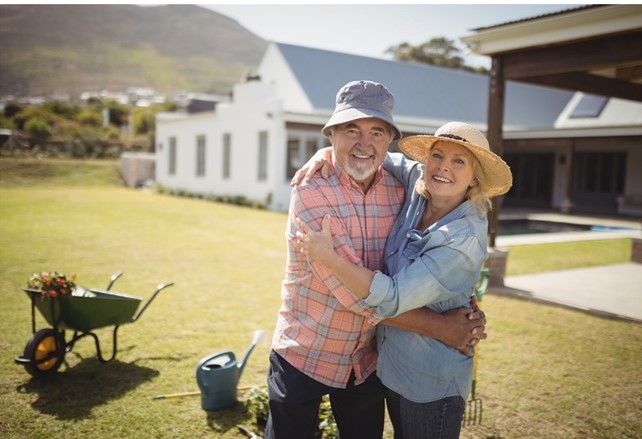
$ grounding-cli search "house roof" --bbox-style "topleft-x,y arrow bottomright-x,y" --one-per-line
470,4 -> 602,32
271,42 -> 573,130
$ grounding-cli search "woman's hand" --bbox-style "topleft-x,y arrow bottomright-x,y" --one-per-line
290,157 -> 331,188
295,215 -> 336,264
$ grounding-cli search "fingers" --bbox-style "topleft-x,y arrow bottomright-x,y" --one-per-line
303,160 -> 325,185
320,215 -> 331,235
467,309 -> 485,322
471,322 -> 487,339
321,160 -> 330,179
470,294 -> 479,311
295,217 -> 312,234
290,169 -> 303,188
291,159 -> 327,187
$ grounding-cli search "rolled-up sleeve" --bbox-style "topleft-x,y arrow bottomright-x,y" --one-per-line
362,233 -> 485,319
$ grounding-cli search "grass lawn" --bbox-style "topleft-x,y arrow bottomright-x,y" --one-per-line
0,157 -> 640,439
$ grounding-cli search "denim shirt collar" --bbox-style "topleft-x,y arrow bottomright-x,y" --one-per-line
409,195 -> 475,234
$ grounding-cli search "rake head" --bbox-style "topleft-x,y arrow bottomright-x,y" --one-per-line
463,396 -> 483,426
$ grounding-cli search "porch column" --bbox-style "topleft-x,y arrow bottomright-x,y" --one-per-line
561,141 -> 575,214
487,55 -> 505,249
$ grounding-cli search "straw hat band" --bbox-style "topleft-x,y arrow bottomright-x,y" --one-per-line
438,133 -> 469,143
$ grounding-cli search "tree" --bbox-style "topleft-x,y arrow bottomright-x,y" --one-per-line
386,37 -> 488,74
24,117 -> 51,147
77,108 -> 103,127
43,101 -> 79,120
105,100 -> 130,127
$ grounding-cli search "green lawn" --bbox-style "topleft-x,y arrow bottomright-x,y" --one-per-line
0,157 -> 640,439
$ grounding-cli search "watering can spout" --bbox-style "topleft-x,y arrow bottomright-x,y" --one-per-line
238,330 -> 264,379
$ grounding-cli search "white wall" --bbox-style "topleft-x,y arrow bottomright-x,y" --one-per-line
156,80 -> 291,210
257,44 -> 313,114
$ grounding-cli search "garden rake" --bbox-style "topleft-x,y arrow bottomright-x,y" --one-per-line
463,346 -> 483,425
463,268 -> 489,426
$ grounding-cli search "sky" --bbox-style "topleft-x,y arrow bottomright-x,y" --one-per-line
200,2 -> 585,68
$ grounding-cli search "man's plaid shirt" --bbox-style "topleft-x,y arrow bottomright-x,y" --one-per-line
272,155 -> 404,388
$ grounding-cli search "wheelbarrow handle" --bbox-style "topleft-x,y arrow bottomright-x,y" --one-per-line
131,282 -> 174,322
106,271 -> 124,291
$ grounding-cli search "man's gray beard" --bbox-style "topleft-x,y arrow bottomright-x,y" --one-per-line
344,161 -> 376,182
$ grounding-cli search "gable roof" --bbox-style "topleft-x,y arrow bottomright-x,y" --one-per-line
270,42 -> 574,129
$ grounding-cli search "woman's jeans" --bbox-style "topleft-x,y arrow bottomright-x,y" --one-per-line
386,389 -> 465,439
264,350 -> 385,439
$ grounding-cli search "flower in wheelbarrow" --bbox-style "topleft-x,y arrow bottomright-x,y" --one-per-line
27,271 -> 77,299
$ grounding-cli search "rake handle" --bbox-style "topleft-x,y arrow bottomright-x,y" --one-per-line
153,384 -> 261,400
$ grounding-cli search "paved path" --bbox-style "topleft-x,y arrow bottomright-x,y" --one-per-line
490,211 -> 641,323
492,263 -> 642,322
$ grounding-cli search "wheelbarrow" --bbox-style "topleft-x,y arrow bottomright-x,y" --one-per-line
15,271 -> 174,377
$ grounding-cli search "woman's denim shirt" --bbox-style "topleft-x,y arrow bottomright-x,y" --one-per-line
363,152 -> 488,403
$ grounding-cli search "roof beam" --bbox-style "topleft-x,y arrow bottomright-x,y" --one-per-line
524,72 -> 642,102
502,30 -> 642,78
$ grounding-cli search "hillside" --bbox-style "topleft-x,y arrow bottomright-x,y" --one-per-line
0,4 -> 269,97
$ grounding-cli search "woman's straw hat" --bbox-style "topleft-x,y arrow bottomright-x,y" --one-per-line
399,121 -> 513,197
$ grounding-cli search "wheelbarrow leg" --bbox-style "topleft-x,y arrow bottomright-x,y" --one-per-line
66,326 -> 121,363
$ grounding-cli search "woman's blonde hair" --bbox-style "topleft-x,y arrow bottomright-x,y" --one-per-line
415,144 -> 493,215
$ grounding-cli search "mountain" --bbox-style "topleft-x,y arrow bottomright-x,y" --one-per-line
0,4 -> 269,98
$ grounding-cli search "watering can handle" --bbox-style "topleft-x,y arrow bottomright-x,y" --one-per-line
195,351 -> 236,389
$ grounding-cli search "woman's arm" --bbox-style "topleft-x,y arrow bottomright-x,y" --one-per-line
291,148 -> 421,189
298,215 -> 487,355
298,215 -> 484,316
291,187 -> 377,318
290,147 -> 333,187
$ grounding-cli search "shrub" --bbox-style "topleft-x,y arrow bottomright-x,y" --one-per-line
24,117 -> 52,139
243,386 -> 338,438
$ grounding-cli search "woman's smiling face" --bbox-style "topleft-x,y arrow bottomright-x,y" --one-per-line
423,140 -> 476,203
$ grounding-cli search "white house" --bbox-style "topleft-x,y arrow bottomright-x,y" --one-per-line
156,42 -> 575,211
155,7 -> 642,215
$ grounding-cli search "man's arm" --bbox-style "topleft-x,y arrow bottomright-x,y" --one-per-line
383,301 -> 487,357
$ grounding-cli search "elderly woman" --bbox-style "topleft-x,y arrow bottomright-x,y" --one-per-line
296,121 -> 512,439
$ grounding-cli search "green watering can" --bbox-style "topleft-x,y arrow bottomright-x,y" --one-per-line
196,330 -> 264,411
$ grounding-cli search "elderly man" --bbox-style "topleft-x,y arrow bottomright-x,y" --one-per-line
265,80 -> 485,439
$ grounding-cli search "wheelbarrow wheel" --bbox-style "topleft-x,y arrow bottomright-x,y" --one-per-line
22,328 -> 65,377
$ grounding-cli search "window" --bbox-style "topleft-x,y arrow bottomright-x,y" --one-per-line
286,133 -> 327,179
168,136 -> 177,175
503,153 -> 554,208
196,135 -> 206,177
570,94 -> 608,118
574,152 -> 626,194
572,151 -> 626,213
258,131 -> 268,181
222,133 -> 231,179
286,138 -> 300,179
